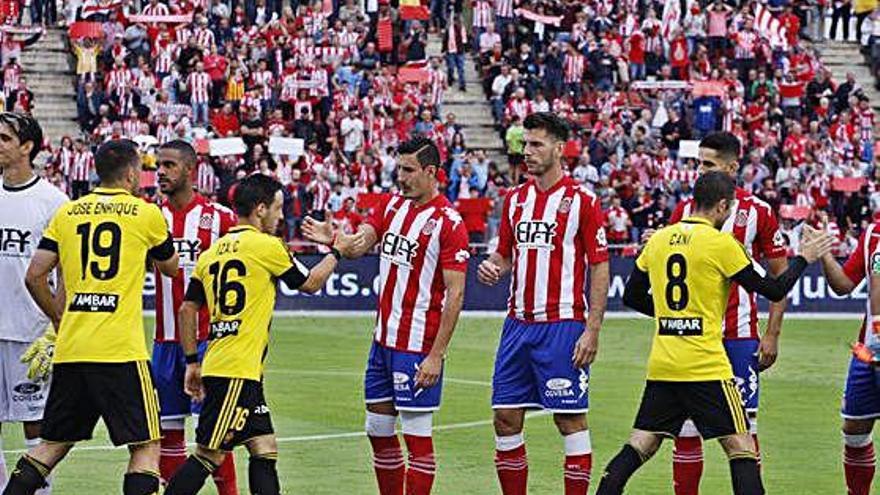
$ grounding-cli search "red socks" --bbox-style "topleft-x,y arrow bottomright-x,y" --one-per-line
212,452 -> 239,495
495,437 -> 528,495
673,436 -> 704,495
369,435 -> 406,495
403,434 -> 436,495
159,429 -> 187,483
845,442 -> 875,495
563,454 -> 592,495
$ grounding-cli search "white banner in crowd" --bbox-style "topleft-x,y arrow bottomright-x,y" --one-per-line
678,140 -> 701,159
268,137 -> 304,158
209,137 -> 247,157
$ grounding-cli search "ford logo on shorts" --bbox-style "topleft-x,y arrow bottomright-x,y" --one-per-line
545,378 -> 572,391
13,383 -> 41,395
393,372 -> 410,385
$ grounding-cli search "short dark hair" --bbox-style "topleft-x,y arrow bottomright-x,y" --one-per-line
699,131 -> 740,161
233,174 -> 283,217
159,139 -> 197,166
0,112 -> 43,163
95,139 -> 140,183
398,137 -> 440,168
694,171 -> 736,211
523,112 -> 570,142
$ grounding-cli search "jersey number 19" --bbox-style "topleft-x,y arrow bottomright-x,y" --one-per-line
76,222 -> 122,281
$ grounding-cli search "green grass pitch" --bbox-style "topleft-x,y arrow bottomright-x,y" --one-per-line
0,316 -> 860,493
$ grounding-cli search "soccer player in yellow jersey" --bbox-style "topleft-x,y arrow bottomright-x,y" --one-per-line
163,174 -> 357,495
595,172 -> 834,495
3,140 -> 180,495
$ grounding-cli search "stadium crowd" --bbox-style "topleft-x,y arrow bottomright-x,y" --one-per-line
2,0 -> 876,254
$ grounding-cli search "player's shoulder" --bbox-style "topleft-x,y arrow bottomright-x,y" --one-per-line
31,178 -> 70,205
737,189 -> 775,217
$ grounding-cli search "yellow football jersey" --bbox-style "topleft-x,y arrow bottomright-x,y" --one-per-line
42,187 -> 174,363
635,216 -> 752,381
192,225 -> 309,381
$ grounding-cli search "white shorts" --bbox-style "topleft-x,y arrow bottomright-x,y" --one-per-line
0,340 -> 49,422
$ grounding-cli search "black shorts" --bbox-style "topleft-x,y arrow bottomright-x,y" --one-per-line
633,379 -> 749,440
42,361 -> 161,446
196,377 -> 273,451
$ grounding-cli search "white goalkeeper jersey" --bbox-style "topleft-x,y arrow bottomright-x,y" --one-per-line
0,176 -> 68,342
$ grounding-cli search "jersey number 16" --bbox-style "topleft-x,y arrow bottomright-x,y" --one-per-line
208,260 -> 247,318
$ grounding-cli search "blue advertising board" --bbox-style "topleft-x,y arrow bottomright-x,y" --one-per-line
143,255 -> 868,314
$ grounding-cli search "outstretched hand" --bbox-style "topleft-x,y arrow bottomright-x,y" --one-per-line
302,216 -> 334,246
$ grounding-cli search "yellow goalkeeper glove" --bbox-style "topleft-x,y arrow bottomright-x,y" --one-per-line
20,327 -> 56,382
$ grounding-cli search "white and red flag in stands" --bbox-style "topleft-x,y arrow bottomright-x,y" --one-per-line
754,3 -> 788,49
661,0 -> 681,39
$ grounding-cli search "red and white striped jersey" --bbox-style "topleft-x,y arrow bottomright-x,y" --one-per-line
141,2 -> 169,15
187,71 -> 211,104
155,194 -> 236,342
157,122 -> 175,144
734,30 -> 757,59
308,178 -> 331,211
428,69 -> 447,106
194,27 -> 215,48
196,161 -> 218,194
251,70 -> 274,100
506,98 -> 533,121
842,222 -> 880,344
473,0 -> 493,27
495,177 -> 610,322
494,0 -> 514,17
670,187 -> 787,340
106,68 -> 132,94
366,194 -> 470,353
70,150 -> 93,182
122,118 -> 140,138
563,53 -> 585,84
56,147 -> 74,176
175,26 -> 192,45
2,64 -> 20,92
154,44 -> 176,74
241,94 -> 262,115
858,109 -> 875,142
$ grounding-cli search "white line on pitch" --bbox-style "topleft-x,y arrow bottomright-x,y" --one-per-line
3,412 -> 547,454
264,368 -> 492,387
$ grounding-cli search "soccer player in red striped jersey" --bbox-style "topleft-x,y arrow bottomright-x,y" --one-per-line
152,140 -> 239,494
477,112 -> 610,495
664,132 -> 788,495
821,221 -> 880,495
303,137 -> 470,495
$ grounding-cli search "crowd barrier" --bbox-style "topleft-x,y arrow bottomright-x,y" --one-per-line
142,255 -> 868,314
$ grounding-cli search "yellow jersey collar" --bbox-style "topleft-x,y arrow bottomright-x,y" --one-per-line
93,187 -> 131,196
681,216 -> 714,227
228,224 -> 259,234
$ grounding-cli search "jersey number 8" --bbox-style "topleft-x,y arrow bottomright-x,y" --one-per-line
665,254 -> 689,310
208,260 -> 247,317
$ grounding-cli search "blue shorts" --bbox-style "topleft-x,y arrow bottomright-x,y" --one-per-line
492,318 -> 589,413
842,356 -> 880,420
152,341 -> 208,420
364,342 -> 443,412
724,339 -> 760,413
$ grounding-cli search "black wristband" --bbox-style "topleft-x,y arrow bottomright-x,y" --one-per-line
185,353 -> 199,364
330,247 -> 342,261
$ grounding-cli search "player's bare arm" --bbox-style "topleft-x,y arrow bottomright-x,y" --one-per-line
302,216 -> 375,258
477,252 -> 512,286
178,299 -> 205,402
153,250 -> 180,277
732,231 -> 834,302
573,261 -> 609,368
759,255 -> 788,371
822,250 -> 857,295
24,248 -> 62,330
297,233 -> 361,293
414,269 -> 465,389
